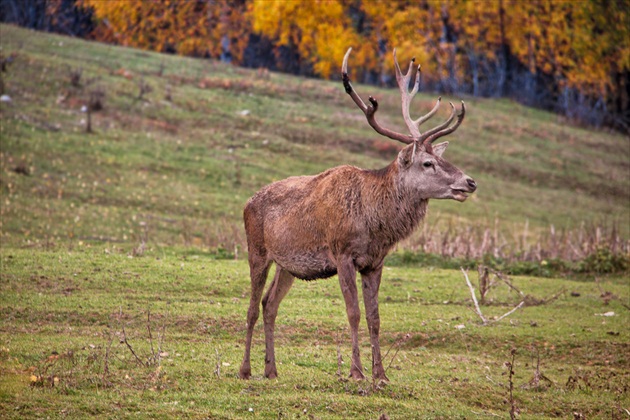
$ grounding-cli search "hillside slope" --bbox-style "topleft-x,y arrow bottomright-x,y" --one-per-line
1,24 -> 628,256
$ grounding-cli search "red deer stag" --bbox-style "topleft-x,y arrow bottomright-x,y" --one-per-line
239,48 -> 476,382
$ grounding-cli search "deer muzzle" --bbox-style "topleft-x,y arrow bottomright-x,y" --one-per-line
451,176 -> 477,202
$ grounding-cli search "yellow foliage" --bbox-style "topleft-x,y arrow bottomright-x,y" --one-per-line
82,0 -> 250,63
251,0 -> 361,79
79,0 -> 627,104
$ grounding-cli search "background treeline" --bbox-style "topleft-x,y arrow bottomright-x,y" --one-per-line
1,0 -> 628,132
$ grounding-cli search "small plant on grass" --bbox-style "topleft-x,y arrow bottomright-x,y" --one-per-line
522,348 -> 553,391
165,84 -> 173,101
505,348 -> 519,419
69,67 -> 83,88
136,78 -> 153,101
85,88 -> 105,133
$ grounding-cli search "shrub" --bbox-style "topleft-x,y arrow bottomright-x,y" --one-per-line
579,248 -> 629,274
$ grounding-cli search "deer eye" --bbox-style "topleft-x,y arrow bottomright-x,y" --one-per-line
423,161 -> 434,168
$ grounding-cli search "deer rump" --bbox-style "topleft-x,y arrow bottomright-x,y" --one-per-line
245,164 -> 425,281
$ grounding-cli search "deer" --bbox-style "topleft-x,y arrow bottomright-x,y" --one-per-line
238,48 -> 477,383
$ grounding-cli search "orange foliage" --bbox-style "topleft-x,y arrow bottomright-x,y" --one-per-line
250,0 -> 364,79
79,0 -> 627,114
82,0 -> 250,62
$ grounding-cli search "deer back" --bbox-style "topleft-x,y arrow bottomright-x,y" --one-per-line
245,162 -> 429,279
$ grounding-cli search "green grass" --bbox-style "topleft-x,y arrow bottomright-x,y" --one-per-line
0,246 -> 628,418
0,24 -> 629,418
1,24 -> 628,253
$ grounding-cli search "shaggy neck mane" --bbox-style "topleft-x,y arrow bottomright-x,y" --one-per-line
364,161 -> 428,248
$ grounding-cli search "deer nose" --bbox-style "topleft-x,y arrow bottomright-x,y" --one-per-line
466,178 -> 477,191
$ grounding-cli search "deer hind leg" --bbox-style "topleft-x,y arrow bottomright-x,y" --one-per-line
361,265 -> 389,383
239,252 -> 271,380
262,266 -> 295,379
338,256 -> 365,380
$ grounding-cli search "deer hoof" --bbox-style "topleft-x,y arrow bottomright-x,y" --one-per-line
349,369 -> 366,381
238,367 -> 251,380
373,367 -> 390,383
373,374 -> 390,385
264,365 -> 278,379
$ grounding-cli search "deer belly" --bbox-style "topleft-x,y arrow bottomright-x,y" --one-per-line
273,251 -> 337,281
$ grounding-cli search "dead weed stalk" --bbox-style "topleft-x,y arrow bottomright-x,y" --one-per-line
118,307 -> 166,368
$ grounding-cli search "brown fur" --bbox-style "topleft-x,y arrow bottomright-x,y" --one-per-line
246,163 -> 426,279
238,142 -> 476,381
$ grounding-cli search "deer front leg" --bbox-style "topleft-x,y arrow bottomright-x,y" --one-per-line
361,264 -> 389,383
338,256 -> 365,380
239,254 -> 271,380
262,267 -> 295,379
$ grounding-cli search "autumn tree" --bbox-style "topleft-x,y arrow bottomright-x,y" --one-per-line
7,0 -> 626,130
358,0 -> 628,129
249,0 -> 364,78
82,0 -> 250,63
500,0 -> 629,127
449,1 -> 505,96
562,0 -> 629,127
0,0 -> 94,36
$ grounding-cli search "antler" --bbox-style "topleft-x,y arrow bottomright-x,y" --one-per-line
421,101 -> 465,145
393,48 -> 441,139
342,48 -> 413,144
341,47 -> 465,147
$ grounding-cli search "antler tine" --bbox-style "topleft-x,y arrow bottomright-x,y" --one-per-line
393,50 -> 449,141
342,48 -> 368,113
393,49 -> 421,139
423,101 -> 466,145
418,102 -> 456,142
342,48 -> 464,146
414,96 -> 441,127
342,48 -> 413,144
410,64 -> 421,96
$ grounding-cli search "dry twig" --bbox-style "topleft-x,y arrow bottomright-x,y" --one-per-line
119,307 -> 145,367
522,350 -> 553,390
462,268 -> 489,324
461,268 -> 525,325
214,349 -> 221,379
383,333 -> 411,374
336,340 -> 343,379
490,268 -> 525,298
506,348 -> 518,420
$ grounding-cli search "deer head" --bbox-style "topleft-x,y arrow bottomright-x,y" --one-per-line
342,48 -> 476,202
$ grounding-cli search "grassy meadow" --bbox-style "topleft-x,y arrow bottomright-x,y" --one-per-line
1,246 -> 628,419
0,24 -> 629,418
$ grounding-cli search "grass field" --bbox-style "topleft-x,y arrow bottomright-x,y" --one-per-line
0,24 -> 628,253
1,24 -> 629,418
1,246 -> 628,418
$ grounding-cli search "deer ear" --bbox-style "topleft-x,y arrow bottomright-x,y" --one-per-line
397,144 -> 415,169
432,141 -> 449,157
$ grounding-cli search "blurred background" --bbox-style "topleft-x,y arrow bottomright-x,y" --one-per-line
2,0 -> 628,131
1,0 -> 628,276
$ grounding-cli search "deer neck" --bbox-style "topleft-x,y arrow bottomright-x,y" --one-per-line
366,161 -> 428,245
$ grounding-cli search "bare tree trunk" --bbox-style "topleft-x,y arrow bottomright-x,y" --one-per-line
467,50 -> 479,97
440,3 -> 458,94
497,0 -> 508,97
